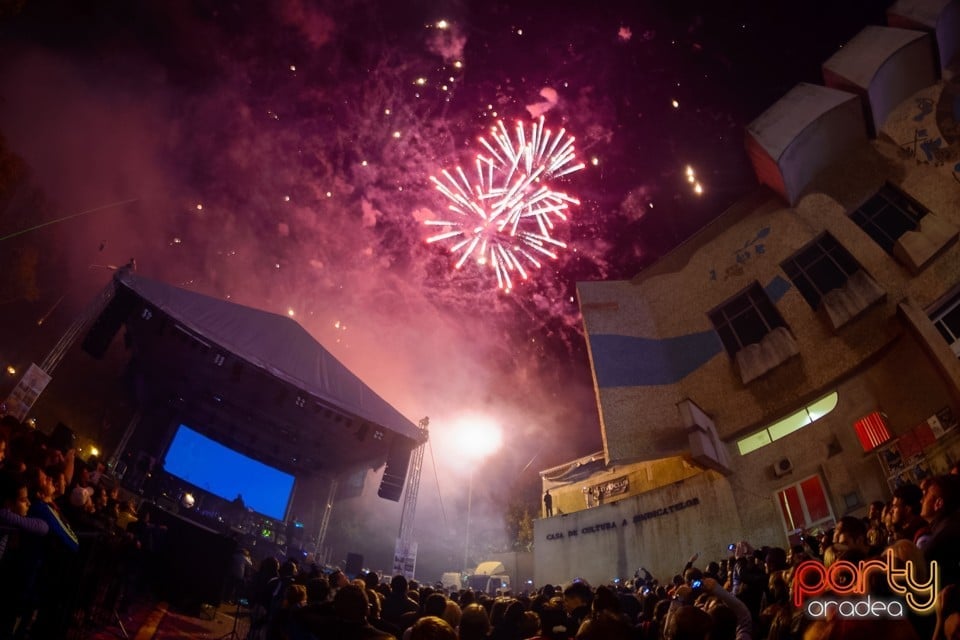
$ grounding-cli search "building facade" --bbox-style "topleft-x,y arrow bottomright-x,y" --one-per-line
535,1 -> 960,586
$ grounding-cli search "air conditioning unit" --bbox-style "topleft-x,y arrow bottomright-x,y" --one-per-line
773,457 -> 793,477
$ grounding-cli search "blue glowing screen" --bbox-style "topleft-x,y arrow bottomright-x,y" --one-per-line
163,424 -> 295,521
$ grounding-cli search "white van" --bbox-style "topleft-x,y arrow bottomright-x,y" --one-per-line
467,561 -> 511,595
466,573 -> 511,595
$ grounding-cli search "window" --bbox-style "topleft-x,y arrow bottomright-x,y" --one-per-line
736,392 -> 838,455
931,289 -> 960,358
709,283 -> 787,356
776,474 -> 835,535
849,183 -> 927,254
781,234 -> 862,309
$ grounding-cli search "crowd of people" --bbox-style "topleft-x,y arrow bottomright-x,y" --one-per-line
3,409 -> 960,640
238,468 -> 960,640
0,415 -> 161,639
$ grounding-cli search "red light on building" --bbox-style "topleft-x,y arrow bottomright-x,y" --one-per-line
854,411 -> 891,451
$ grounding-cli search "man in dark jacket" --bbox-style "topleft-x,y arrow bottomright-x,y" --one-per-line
563,580 -> 593,633
921,474 -> 960,588
330,584 -> 397,639
381,575 -> 418,627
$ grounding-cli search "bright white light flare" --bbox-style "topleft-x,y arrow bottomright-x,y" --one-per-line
451,415 -> 503,461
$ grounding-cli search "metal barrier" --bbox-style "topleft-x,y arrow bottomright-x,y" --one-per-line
1,520 -> 243,639
66,530 -> 139,639
0,526 -> 139,640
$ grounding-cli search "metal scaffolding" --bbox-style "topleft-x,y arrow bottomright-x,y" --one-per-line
40,278 -> 117,374
397,418 -> 429,553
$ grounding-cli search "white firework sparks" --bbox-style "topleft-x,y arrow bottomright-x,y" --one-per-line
425,116 -> 585,292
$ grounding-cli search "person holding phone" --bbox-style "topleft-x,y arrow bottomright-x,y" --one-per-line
682,565 -> 704,591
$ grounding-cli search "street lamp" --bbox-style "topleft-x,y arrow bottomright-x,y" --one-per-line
451,415 -> 502,572
465,470 -> 474,572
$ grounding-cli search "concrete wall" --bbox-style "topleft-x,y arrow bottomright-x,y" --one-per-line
534,471 -> 742,586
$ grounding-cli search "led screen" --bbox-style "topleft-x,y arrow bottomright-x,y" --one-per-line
163,424 -> 295,521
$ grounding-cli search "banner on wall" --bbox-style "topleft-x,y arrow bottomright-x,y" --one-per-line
874,407 -> 955,491
594,475 -> 629,500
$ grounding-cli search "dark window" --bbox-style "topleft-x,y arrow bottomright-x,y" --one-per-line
781,234 -> 862,309
709,283 -> 788,356
850,183 -> 927,254
931,289 -> 960,358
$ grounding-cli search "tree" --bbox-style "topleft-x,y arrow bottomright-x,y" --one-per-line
504,498 -> 535,552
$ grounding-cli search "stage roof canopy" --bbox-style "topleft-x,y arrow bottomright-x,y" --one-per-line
100,271 -> 424,479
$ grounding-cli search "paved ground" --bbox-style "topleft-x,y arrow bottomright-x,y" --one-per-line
86,600 -> 251,640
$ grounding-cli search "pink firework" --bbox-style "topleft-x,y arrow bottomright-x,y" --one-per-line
425,116 -> 584,292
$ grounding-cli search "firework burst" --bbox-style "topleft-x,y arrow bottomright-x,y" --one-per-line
425,116 -> 585,292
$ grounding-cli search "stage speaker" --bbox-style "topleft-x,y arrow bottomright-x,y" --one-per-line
144,503 -> 235,608
82,285 -> 139,359
345,552 -> 364,578
377,442 -> 411,502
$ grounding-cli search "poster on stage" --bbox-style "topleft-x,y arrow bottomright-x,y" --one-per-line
393,538 -> 417,580
2,363 -> 51,421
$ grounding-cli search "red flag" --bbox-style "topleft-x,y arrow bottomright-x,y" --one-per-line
854,412 -> 891,452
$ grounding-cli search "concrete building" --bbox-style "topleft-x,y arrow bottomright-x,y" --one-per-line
535,0 -> 960,586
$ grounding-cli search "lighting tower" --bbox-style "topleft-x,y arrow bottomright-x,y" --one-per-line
396,417 -> 428,576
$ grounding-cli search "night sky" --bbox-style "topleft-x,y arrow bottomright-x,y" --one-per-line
0,0 -> 892,572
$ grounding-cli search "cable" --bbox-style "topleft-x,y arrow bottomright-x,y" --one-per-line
427,439 -> 448,531
0,199 -> 138,242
